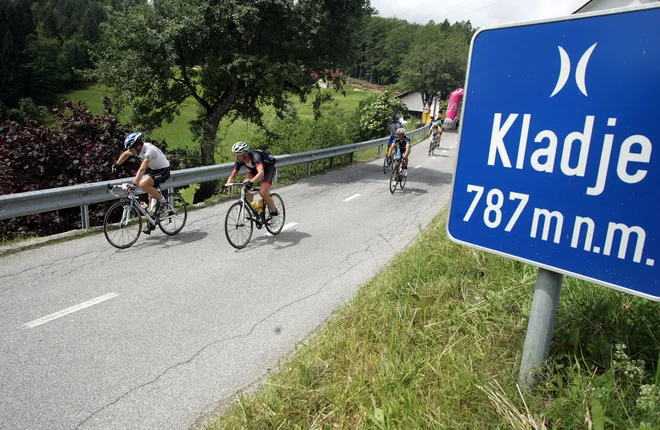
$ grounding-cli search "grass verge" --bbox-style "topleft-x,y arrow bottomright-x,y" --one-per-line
206,210 -> 660,429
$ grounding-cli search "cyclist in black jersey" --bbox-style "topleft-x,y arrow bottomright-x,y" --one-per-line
386,127 -> 411,176
222,142 -> 279,218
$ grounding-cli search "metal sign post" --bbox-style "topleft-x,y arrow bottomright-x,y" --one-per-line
446,4 -> 660,390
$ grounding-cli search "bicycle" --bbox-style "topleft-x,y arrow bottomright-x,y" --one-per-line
383,143 -> 395,174
103,183 -> 188,249
428,133 -> 440,156
223,182 -> 286,250
389,151 -> 407,194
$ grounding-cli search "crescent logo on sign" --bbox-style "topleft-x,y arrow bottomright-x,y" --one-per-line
550,43 -> 597,97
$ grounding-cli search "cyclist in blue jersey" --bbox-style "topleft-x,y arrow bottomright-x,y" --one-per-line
386,127 -> 411,176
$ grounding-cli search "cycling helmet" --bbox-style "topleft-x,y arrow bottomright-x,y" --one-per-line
396,127 -> 405,134
231,141 -> 249,153
124,131 -> 143,149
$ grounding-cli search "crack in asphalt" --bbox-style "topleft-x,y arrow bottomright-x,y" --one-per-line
75,239 -> 382,429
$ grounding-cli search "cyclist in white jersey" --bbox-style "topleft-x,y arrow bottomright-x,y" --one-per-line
112,132 -> 171,233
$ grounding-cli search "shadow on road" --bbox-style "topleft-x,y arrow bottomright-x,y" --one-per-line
141,229 -> 209,249
234,229 -> 312,252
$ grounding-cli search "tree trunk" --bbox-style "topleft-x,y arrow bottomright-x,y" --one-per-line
191,83 -> 240,204
193,112 -> 222,203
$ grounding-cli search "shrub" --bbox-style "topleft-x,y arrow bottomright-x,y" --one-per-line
0,97 -> 177,240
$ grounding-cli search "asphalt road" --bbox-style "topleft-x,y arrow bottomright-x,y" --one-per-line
0,133 -> 457,430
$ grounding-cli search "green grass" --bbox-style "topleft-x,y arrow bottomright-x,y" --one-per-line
60,83 -> 371,155
206,211 -> 660,429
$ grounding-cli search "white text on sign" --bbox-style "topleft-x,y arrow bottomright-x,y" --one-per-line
463,184 -> 654,267
487,114 -> 653,196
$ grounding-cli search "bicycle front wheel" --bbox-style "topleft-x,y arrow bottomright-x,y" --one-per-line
103,201 -> 142,249
265,193 -> 286,235
400,168 -> 407,189
389,168 -> 398,194
383,154 -> 389,174
158,192 -> 187,235
225,201 -> 253,249
428,138 -> 435,156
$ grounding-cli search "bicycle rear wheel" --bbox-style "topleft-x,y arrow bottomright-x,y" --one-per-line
158,192 -> 187,235
225,201 -> 253,249
104,201 -> 142,249
389,167 -> 398,194
265,193 -> 286,235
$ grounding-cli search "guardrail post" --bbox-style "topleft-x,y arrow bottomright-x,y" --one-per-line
306,162 -> 311,176
378,145 -> 382,156
349,152 -> 354,163
80,205 -> 90,229
329,157 -> 334,169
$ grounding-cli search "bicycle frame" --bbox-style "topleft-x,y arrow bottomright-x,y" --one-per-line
108,185 -> 158,226
225,182 -> 266,226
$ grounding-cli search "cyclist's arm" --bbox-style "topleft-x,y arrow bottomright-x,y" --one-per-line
114,149 -> 133,166
133,158 -> 150,185
226,168 -> 240,185
249,164 -> 265,183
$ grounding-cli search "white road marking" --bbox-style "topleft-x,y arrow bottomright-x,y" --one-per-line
265,222 -> 298,236
432,157 -> 437,160
24,293 -> 118,329
414,165 -> 422,169
343,194 -> 361,202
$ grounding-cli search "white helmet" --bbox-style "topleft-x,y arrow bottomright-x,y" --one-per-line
396,127 -> 405,134
231,141 -> 249,153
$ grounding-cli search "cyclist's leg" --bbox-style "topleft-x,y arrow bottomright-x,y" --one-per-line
139,175 -> 163,203
260,166 -> 277,214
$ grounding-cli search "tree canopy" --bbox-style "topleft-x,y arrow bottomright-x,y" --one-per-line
93,0 -> 372,202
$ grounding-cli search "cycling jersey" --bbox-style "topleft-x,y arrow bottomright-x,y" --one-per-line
388,120 -> 403,136
393,136 -> 411,158
137,142 -> 170,170
232,149 -> 276,174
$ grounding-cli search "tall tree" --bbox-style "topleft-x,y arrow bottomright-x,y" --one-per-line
0,31 -> 22,107
93,0 -> 372,202
397,28 -> 470,107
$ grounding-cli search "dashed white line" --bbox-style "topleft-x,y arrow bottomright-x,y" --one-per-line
414,165 -> 422,169
24,293 -> 118,329
432,157 -> 437,160
265,222 -> 298,236
344,194 -> 361,202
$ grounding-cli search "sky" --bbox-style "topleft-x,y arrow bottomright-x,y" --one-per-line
368,0 -> 589,28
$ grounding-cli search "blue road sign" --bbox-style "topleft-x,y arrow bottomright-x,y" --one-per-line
447,4 -> 660,301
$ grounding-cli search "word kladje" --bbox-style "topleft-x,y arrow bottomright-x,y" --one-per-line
487,113 -> 653,196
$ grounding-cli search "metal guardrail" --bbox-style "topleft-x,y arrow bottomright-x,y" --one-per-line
0,125 -> 428,226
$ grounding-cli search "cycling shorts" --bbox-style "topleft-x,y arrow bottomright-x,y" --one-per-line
148,167 -> 170,187
246,164 -> 277,186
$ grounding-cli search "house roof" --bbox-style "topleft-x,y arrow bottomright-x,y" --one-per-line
573,0 -> 660,14
573,0 -> 595,13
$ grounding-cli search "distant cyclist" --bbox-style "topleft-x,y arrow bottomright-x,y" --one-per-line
386,114 -> 403,147
112,131 -> 170,234
428,116 -> 444,142
222,142 -> 279,220
386,127 -> 411,176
